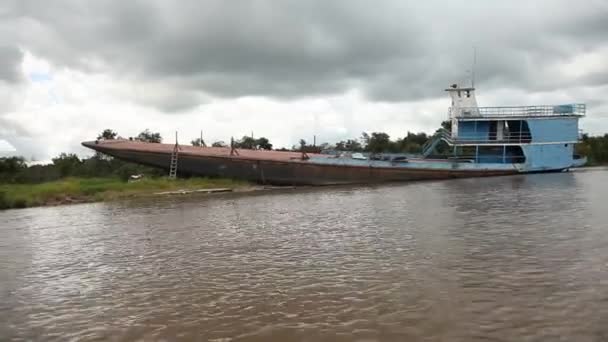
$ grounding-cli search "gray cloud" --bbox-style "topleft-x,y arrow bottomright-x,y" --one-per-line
0,46 -> 23,83
4,0 -> 606,112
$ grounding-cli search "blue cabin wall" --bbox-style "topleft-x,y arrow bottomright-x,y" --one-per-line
451,116 -> 581,171
457,118 -> 578,142
521,144 -> 574,170
527,118 -> 578,142
456,121 -> 490,140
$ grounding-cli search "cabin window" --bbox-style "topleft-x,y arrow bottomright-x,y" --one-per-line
488,121 -> 497,140
476,146 -> 526,164
506,120 -> 531,143
505,146 -> 526,163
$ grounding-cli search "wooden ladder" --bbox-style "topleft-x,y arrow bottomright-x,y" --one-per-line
169,132 -> 179,179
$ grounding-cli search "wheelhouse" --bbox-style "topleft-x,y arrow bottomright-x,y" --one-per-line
422,84 -> 586,170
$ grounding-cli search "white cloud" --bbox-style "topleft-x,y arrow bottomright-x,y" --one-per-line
0,139 -> 16,154
1,50 -> 605,161
1,1 -> 607,160
6,53 -> 453,158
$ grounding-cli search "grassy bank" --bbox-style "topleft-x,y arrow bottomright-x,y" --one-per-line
0,177 -> 250,210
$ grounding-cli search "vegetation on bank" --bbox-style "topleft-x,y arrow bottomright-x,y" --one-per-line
576,134 -> 608,166
0,129 -> 251,210
0,177 -> 249,210
1,126 -> 607,209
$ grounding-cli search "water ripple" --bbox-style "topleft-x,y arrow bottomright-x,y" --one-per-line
1,171 -> 608,341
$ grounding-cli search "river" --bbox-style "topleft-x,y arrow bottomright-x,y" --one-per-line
1,169 -> 608,341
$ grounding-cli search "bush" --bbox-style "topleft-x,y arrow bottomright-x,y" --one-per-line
0,191 -> 8,210
12,198 -> 27,209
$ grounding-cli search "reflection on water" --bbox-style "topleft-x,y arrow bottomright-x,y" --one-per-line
1,169 -> 608,341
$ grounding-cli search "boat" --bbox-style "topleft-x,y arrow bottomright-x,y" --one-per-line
82,84 -> 587,185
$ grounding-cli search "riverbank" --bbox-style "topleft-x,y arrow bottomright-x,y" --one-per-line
0,177 -> 251,210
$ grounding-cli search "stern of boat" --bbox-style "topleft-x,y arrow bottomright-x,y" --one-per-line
572,156 -> 588,168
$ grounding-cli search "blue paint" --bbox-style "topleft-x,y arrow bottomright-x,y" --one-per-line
553,104 -> 575,114
521,144 -> 574,171
311,95 -> 585,174
310,156 -> 518,171
526,118 -> 578,142
458,121 -> 490,140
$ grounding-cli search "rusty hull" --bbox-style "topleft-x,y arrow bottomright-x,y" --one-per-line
82,140 -> 518,185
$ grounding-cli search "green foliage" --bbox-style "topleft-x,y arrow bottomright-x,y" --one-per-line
0,157 -> 27,182
211,141 -> 227,147
256,137 -> 273,150
367,132 -> 391,153
97,129 -> 117,140
0,191 -> 8,210
52,153 -> 82,178
0,127 -> 247,210
294,139 -> 323,153
332,131 -> 430,154
440,120 -> 452,132
0,177 -> 249,209
236,136 -> 257,149
0,153 -> 165,185
233,136 -> 273,150
191,138 -> 206,147
137,129 -> 162,143
577,134 -> 608,166
334,139 -> 363,151
291,130 -> 436,154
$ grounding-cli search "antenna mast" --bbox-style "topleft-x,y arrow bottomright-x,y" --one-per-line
471,46 -> 477,88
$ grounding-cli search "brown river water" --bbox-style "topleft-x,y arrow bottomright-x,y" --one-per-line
1,169 -> 608,341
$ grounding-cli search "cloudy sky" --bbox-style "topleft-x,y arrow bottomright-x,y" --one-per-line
1,0 -> 607,160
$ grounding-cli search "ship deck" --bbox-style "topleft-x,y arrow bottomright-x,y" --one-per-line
83,139 -> 330,163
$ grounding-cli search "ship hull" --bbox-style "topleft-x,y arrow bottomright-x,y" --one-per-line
83,141 -> 520,185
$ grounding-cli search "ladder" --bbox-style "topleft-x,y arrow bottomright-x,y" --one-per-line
169,132 -> 179,178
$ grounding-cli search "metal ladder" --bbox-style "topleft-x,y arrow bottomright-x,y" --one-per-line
169,132 -> 179,179
422,129 -> 452,158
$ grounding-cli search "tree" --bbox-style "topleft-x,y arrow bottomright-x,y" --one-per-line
137,129 -> 162,143
350,139 -> 363,151
295,139 -> 323,153
394,132 -> 429,153
191,138 -> 206,147
52,153 -> 82,177
0,157 -> 27,182
318,142 -> 331,151
366,132 -> 391,153
335,139 -> 362,151
360,132 -> 370,150
97,129 -> 117,140
236,136 -> 257,149
440,120 -> 452,132
255,137 -> 272,150
211,141 -> 227,148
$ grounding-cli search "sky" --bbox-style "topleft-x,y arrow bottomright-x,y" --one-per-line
1,0 -> 607,161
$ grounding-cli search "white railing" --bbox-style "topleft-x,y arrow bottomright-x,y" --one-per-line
450,104 -> 586,119
432,129 -> 532,145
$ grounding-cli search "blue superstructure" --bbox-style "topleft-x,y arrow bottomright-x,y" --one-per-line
311,84 -> 586,174
84,83 -> 587,185
431,84 -> 586,172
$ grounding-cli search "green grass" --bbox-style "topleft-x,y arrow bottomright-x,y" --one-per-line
0,177 -> 250,209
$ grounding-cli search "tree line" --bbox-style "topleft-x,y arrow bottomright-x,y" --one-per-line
0,128 -> 167,184
2,126 -> 608,185
576,134 -> 608,166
